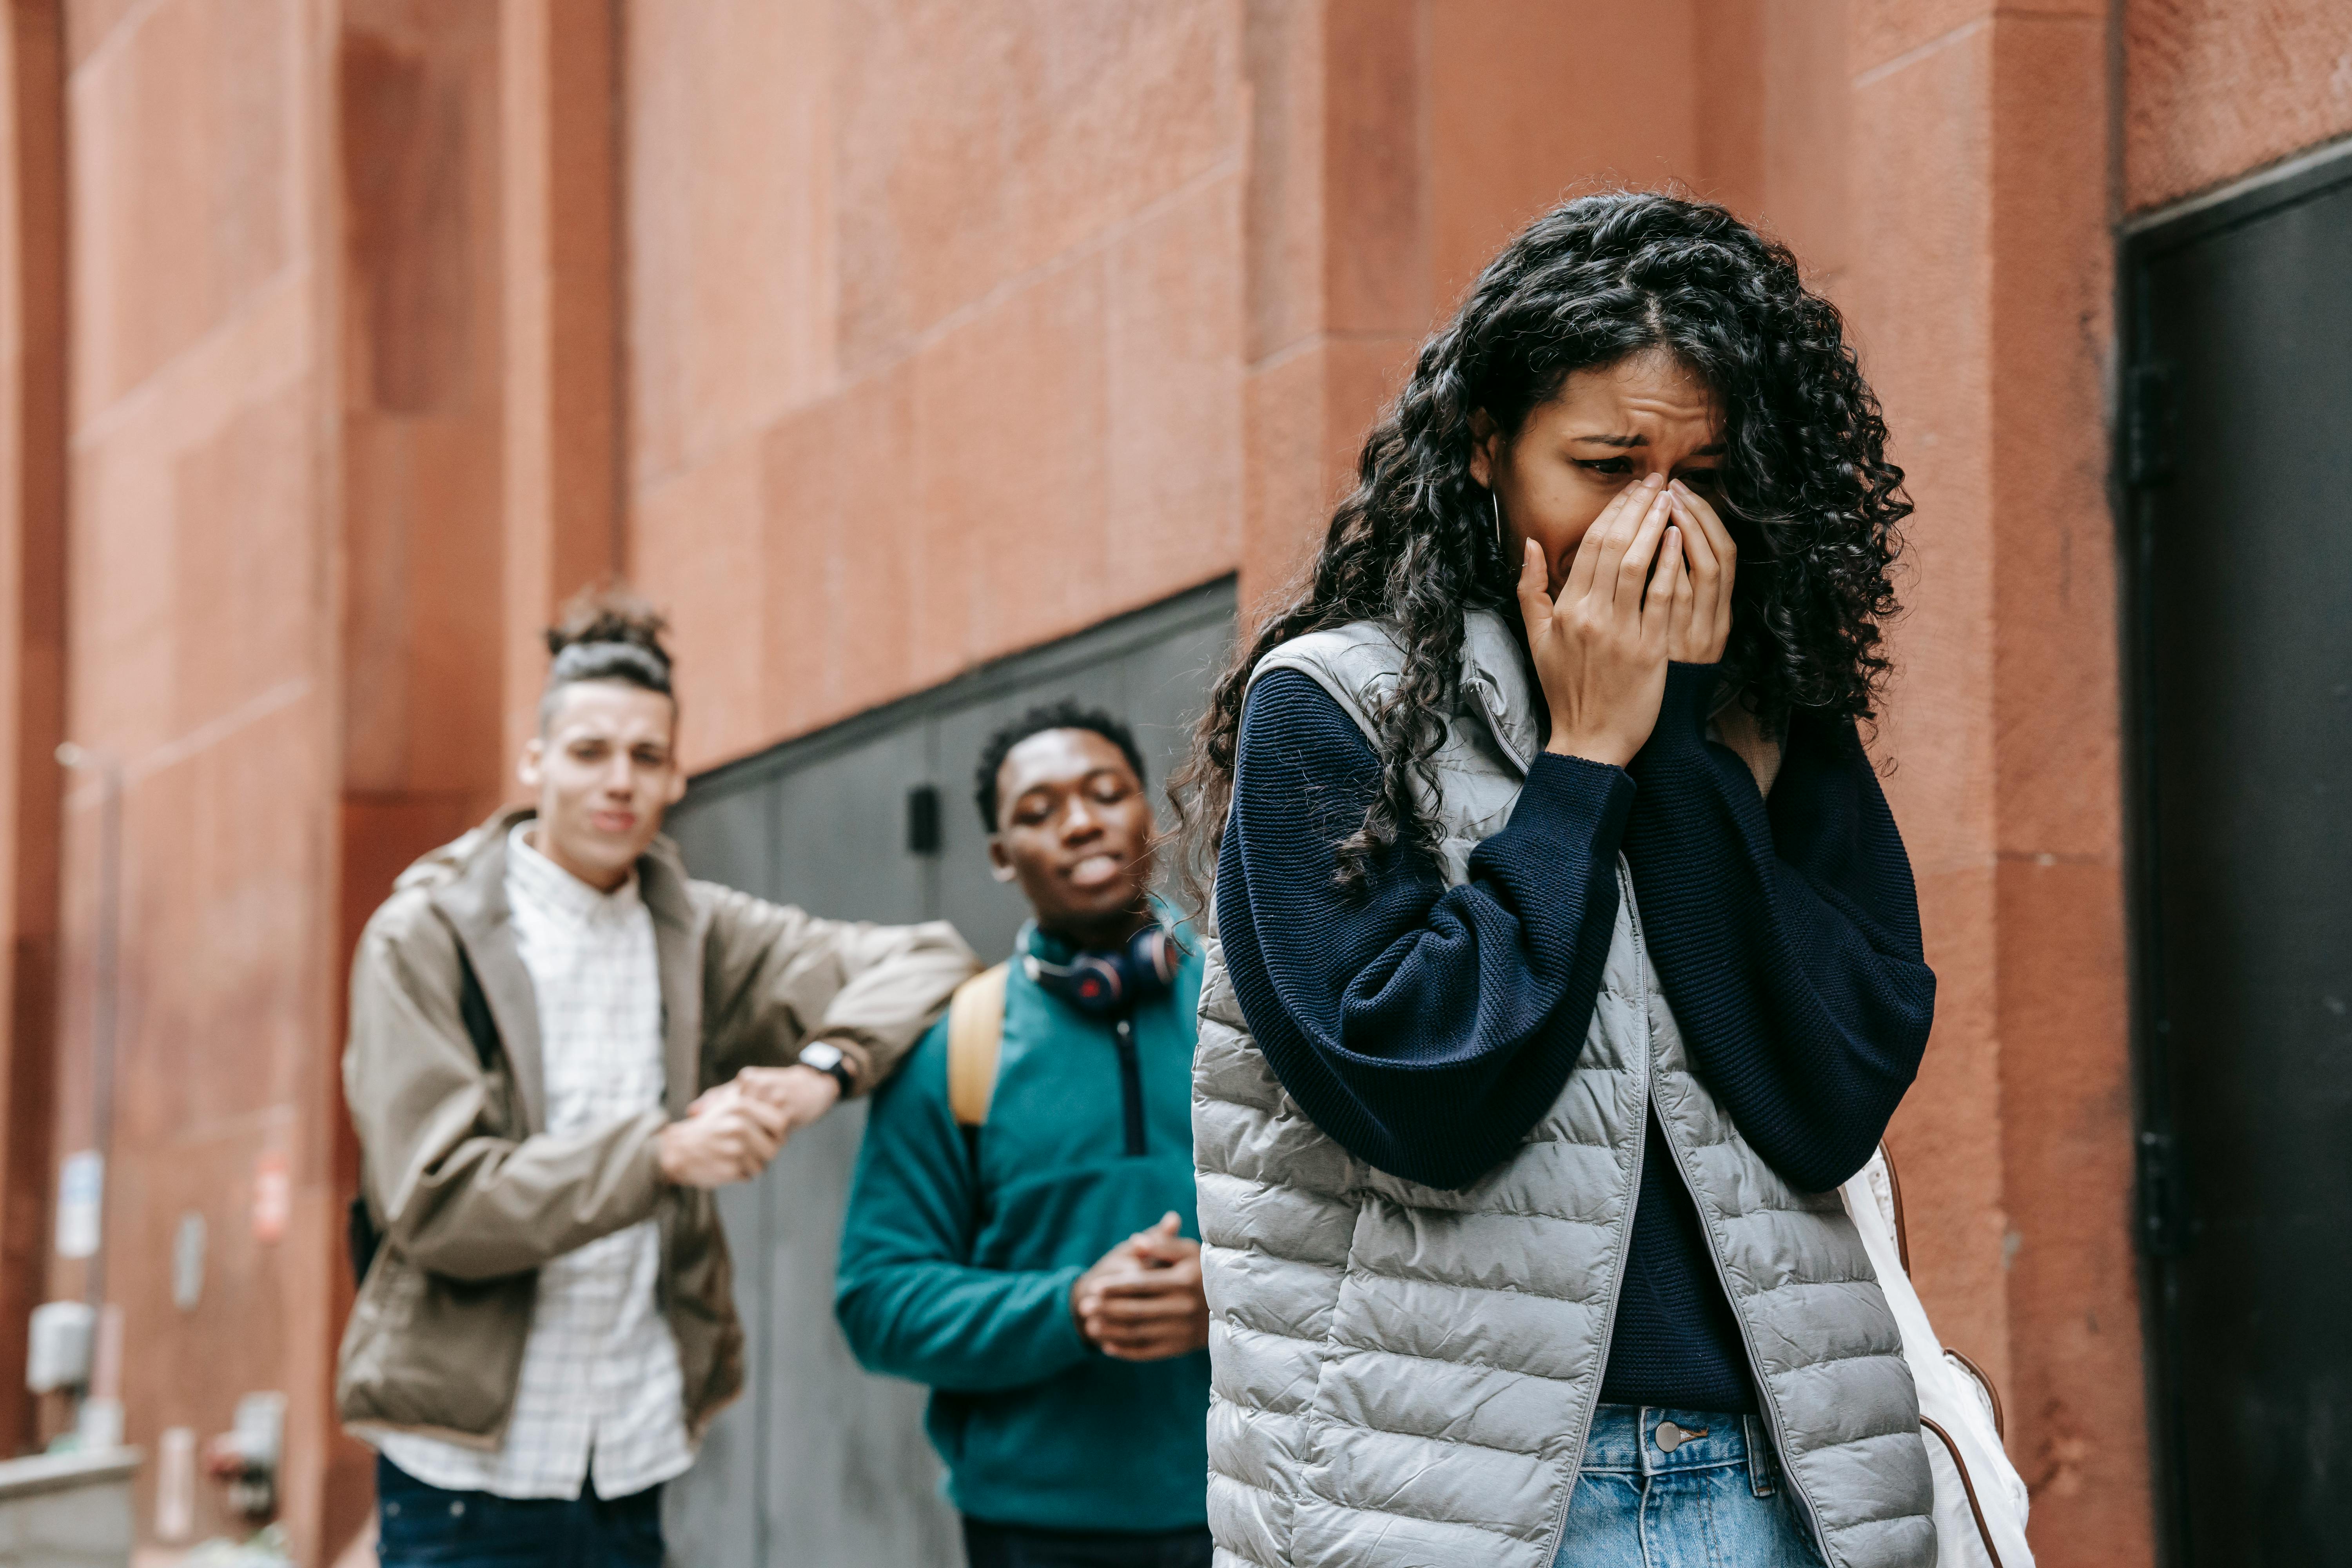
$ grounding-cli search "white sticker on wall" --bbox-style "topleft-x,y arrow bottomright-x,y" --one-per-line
55,1150 -> 102,1259
173,1212 -> 207,1310
156,1426 -> 197,1541
252,1151 -> 290,1244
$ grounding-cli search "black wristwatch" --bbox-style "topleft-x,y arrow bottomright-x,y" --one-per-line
797,1040 -> 855,1098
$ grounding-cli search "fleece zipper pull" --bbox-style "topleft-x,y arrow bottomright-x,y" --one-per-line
1113,1018 -> 1147,1157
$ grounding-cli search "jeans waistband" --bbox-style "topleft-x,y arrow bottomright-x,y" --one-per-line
1579,1404 -> 1784,1494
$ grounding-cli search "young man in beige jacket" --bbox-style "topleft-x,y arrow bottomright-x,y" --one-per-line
337,592 -> 976,1568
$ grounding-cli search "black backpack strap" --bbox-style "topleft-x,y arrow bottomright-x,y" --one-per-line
349,943 -> 505,1288
345,1195 -> 379,1291
455,946 -> 501,1068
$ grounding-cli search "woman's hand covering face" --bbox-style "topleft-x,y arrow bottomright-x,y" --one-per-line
1518,473 -> 1685,768
1664,477 -> 1737,664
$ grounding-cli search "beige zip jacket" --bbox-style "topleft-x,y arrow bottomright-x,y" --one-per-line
335,807 -> 977,1448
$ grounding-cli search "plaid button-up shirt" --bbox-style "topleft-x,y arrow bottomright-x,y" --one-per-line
374,826 -> 695,1500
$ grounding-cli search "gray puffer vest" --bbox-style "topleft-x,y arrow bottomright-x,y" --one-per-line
1192,610 -> 1934,1568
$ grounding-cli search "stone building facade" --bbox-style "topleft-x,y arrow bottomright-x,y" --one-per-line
0,1 -> 2341,1562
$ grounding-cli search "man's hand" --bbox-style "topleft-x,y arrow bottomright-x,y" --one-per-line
722,1063 -> 843,1133
1071,1213 -> 1210,1362
656,1088 -> 788,1189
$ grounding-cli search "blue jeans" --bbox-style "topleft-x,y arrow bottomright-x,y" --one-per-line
1552,1406 -> 1826,1568
374,1458 -> 663,1568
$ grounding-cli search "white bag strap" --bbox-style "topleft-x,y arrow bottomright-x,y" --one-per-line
1843,1145 -> 2038,1568
1880,1136 -> 1913,1272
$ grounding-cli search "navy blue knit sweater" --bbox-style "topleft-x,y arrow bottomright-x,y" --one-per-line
1215,659 -> 1935,1412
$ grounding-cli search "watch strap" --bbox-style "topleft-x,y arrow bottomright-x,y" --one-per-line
799,1041 -> 855,1096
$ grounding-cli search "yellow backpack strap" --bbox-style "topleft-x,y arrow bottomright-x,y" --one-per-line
946,963 -> 1011,1128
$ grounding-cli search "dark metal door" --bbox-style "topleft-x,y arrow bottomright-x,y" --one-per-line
657,582 -> 1233,1568
2123,149 -> 2352,1564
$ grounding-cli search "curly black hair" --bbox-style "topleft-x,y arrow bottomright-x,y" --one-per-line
1172,191 -> 1909,900
974,701 -> 1148,831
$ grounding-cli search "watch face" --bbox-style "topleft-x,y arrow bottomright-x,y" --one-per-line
801,1042 -> 844,1072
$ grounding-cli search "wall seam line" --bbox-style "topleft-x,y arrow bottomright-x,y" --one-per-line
1852,18 -> 1993,90
67,263 -> 315,452
59,676 -> 314,799
58,0 -> 172,86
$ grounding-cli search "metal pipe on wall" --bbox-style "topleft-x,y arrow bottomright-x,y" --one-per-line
55,744 -> 122,1433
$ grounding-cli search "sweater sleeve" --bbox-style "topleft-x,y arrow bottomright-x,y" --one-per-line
1216,669 -> 1636,1189
1623,662 -> 1936,1192
832,1018 -> 1091,1392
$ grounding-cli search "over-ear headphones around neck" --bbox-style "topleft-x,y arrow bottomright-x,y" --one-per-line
1021,921 -> 1178,1018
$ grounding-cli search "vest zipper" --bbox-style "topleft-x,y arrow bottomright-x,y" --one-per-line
1616,870 -> 1840,1566
1467,679 -> 1532,775
1113,1018 -> 1147,1157
1539,859 -> 1652,1568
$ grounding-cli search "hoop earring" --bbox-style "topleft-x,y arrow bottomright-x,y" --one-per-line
1490,488 -> 1504,555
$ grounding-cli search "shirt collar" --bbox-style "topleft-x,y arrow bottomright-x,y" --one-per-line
506,822 -> 642,925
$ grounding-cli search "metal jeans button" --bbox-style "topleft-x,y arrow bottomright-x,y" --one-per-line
1654,1419 -> 1709,1453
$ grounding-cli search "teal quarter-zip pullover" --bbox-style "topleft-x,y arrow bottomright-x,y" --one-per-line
834,919 -> 1208,1533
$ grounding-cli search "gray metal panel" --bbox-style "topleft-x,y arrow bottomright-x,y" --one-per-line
756,1104 -> 956,1564
769,725 -> 933,924
660,1180 -> 766,1568
666,728 -> 949,1566
664,777 -> 775,892
1120,602 -> 1236,794
661,581 -> 1234,1566
2125,148 -> 2352,1561
662,781 -> 782,1568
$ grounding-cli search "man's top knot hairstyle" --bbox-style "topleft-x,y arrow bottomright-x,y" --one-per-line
540,586 -> 675,728
975,701 -> 1148,831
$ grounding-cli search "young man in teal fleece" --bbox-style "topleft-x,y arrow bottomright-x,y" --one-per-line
835,703 -> 1210,1568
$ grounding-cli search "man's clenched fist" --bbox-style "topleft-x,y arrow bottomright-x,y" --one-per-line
656,1086 -> 788,1188
1071,1213 -> 1210,1362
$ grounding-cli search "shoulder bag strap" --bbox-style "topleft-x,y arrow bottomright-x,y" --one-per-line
947,962 -> 1010,1128
350,946 -> 505,1288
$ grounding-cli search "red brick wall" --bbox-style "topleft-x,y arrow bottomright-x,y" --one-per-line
2127,0 -> 2352,210
1843,7 -> 2153,1560
622,0 -> 1247,773
0,0 -> 66,1463
48,0 -> 346,1556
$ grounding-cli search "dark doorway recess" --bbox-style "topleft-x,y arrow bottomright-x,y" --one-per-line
2121,143 -> 2352,1566
657,580 -> 1233,1568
